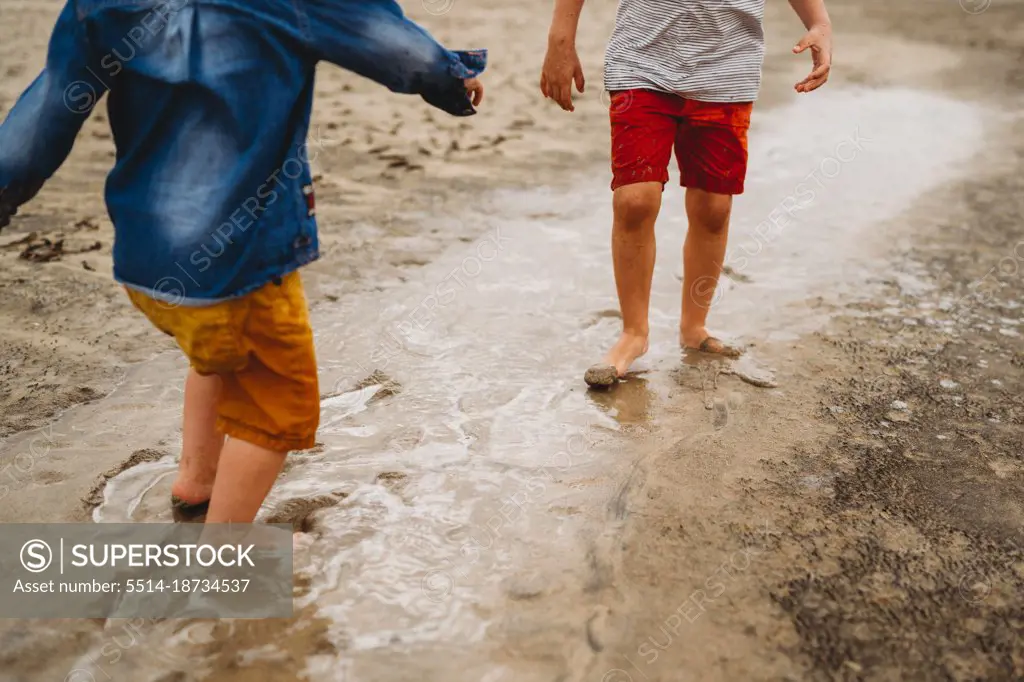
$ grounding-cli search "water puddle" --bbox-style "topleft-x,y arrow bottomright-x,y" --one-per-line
2,87 -> 988,680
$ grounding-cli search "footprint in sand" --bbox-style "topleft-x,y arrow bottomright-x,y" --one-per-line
374,471 -> 408,492
320,370 -> 402,411
722,355 -> 778,388
684,352 -> 778,391
263,492 -> 348,533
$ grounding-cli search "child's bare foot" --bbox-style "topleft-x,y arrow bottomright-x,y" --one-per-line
585,332 -> 649,387
680,327 -> 743,358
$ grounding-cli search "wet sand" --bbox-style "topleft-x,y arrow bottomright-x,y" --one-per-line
577,4 -> 1024,680
3,0 -> 1024,681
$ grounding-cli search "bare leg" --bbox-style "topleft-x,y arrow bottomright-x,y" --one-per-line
171,369 -> 224,504
680,188 -> 739,355
587,182 -> 662,385
204,439 -> 288,523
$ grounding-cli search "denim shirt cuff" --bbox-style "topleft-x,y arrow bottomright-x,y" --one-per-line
449,49 -> 487,80
423,48 -> 487,117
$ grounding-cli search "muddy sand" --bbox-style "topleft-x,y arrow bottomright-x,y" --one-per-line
2,0 -> 1024,681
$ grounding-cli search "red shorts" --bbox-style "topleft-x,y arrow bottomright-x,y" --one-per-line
609,89 -> 753,195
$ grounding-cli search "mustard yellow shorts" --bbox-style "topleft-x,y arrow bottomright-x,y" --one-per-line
126,272 -> 319,452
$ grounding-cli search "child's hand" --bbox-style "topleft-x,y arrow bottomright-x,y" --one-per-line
793,23 -> 832,93
540,40 -> 585,112
465,78 -> 484,107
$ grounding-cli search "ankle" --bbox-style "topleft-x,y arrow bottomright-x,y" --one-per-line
621,327 -> 649,340
171,479 -> 213,503
679,325 -> 708,343
679,322 -> 707,334
173,453 -> 218,500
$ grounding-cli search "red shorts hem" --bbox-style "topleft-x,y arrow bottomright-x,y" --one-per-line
610,173 -> 668,192
680,174 -> 745,196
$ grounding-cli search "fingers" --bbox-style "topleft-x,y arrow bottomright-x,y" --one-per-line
794,69 -> 823,88
464,79 -> 483,106
552,81 -> 573,112
541,71 -> 571,109
796,54 -> 831,92
551,69 -> 585,111
795,69 -> 830,92
793,38 -> 832,92
808,62 -> 831,81
796,74 -> 829,93
540,70 -> 571,111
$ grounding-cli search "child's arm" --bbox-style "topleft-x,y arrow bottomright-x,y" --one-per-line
0,1 -> 109,230
788,0 -> 833,93
301,0 -> 486,117
539,0 -> 586,112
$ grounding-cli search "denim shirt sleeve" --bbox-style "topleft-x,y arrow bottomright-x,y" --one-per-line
300,0 -> 486,117
0,1 -> 109,213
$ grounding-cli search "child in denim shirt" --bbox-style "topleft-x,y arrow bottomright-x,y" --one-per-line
0,0 -> 486,523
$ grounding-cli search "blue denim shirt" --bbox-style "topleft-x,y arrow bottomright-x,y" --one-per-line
0,0 -> 486,305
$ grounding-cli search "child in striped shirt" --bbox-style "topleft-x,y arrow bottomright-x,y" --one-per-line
540,0 -> 832,386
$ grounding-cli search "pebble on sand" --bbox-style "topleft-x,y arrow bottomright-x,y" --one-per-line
890,400 -> 909,410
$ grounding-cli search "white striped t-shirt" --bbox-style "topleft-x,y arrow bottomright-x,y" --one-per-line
604,0 -> 766,103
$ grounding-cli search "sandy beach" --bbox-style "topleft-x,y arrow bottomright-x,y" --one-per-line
2,0 -> 1024,680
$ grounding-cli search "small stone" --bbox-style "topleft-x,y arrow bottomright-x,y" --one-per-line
891,400 -> 909,410
939,379 -> 959,390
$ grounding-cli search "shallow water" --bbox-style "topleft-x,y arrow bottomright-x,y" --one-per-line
3,87 -> 988,680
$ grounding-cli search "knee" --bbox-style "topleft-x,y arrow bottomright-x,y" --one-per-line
613,185 -> 661,229
687,192 -> 732,236
700,214 -> 730,236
